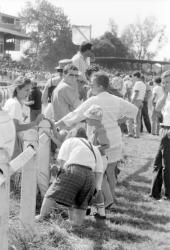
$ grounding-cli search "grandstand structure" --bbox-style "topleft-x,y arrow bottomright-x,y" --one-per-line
0,12 -> 29,58
95,57 -> 170,73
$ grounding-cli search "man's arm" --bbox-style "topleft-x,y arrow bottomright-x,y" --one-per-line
131,90 -> 139,103
55,97 -> 94,129
119,98 -> 138,120
156,93 -> 168,112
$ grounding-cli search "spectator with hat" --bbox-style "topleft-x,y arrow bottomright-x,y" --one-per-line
41,60 -> 65,119
51,63 -> 81,122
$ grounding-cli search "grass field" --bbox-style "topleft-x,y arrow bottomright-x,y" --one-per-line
9,133 -> 170,250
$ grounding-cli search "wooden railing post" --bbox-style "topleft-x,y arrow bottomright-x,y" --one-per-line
0,148 -> 10,250
19,129 -> 38,229
37,119 -> 51,198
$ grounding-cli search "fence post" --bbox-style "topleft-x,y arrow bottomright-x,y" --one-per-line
19,129 -> 38,229
37,119 -> 51,198
0,149 -> 10,250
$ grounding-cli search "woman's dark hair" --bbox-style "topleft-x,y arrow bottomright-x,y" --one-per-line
154,77 -> 162,84
92,71 -> 109,90
75,127 -> 88,139
13,77 -> 31,97
80,42 -> 92,53
133,71 -> 141,79
85,65 -> 100,80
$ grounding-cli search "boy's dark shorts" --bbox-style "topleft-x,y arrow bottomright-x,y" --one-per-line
45,164 -> 96,210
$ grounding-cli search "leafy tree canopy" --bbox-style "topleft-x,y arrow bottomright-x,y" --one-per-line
120,16 -> 166,60
19,0 -> 77,71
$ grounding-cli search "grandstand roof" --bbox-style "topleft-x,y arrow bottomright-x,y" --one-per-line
0,26 -> 30,40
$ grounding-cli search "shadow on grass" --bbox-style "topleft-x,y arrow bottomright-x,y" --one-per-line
109,215 -> 169,233
109,157 -> 170,233
123,158 -> 153,184
72,219 -> 150,250
111,199 -> 170,225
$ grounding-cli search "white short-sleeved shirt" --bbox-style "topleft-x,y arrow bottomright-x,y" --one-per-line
3,97 -> 24,123
61,92 -> 138,163
58,137 -> 104,173
131,81 -> 146,101
0,110 -> 16,158
162,99 -> 170,126
72,52 -> 90,80
152,85 -> 164,104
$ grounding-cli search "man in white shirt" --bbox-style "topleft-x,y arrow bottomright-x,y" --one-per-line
72,41 -> 94,82
55,71 -> 138,201
151,77 -> 164,135
127,71 -> 146,138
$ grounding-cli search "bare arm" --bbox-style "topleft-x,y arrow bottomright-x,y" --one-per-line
41,85 -> 49,105
155,93 -> 168,112
13,114 -> 44,132
132,90 -> 139,103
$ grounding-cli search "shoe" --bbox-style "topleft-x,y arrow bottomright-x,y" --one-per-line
94,213 -> 106,220
86,207 -> 91,216
127,134 -> 134,137
35,215 -> 43,222
160,196 -> 170,201
149,194 -> 161,200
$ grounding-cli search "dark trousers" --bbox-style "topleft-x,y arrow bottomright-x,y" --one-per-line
30,109 -> 41,121
150,133 -> 170,198
141,101 -> 151,133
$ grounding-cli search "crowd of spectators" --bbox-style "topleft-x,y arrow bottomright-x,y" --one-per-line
1,41 -> 170,228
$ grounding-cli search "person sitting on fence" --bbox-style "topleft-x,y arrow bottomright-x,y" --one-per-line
35,127 -> 104,226
3,77 -> 44,159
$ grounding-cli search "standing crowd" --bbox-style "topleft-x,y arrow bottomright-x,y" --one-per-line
1,41 -> 170,227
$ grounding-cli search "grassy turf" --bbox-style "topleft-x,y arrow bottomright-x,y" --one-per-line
9,133 -> 170,250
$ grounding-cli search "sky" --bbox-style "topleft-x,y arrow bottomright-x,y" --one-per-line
0,0 -> 170,60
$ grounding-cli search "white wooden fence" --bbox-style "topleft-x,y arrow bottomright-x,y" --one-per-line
0,119 -> 51,250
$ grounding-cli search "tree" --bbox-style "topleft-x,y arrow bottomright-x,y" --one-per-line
92,32 -> 130,69
120,16 -> 166,60
19,0 -> 77,71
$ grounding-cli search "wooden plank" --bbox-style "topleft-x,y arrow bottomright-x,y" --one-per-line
37,132 -> 51,197
0,149 -> 10,250
10,147 -> 35,176
19,153 -> 37,229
